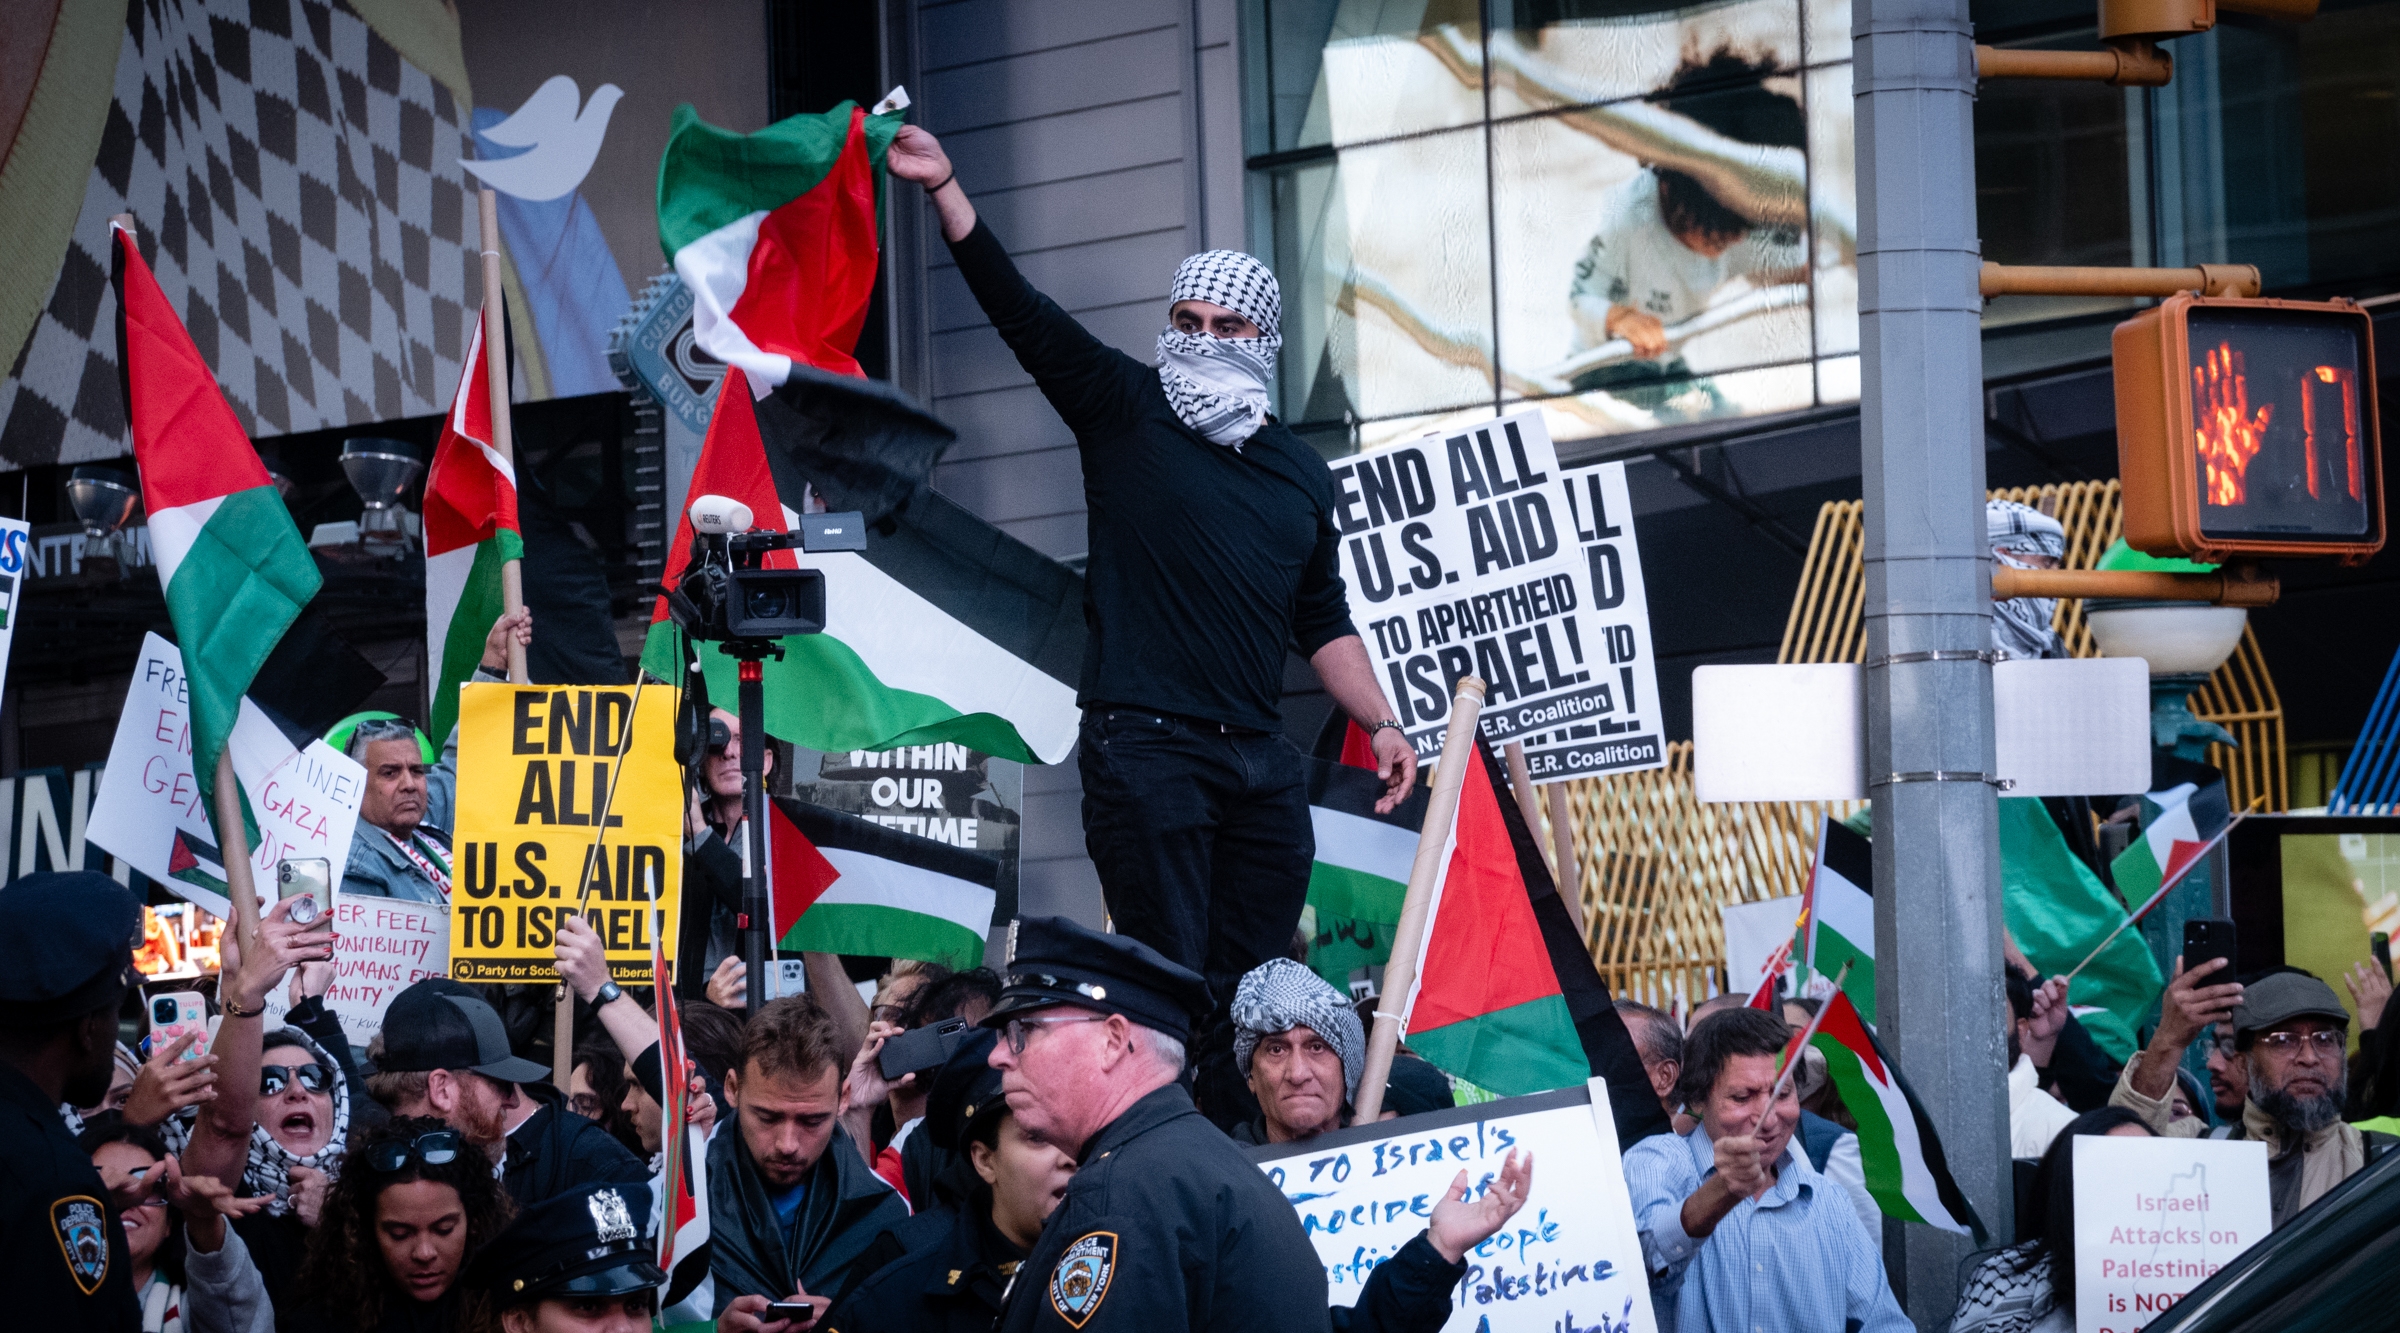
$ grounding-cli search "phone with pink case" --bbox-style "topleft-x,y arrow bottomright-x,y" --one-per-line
148,991 -> 211,1062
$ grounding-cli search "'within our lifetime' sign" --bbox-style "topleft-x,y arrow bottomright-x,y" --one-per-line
1330,409 -> 1664,781
1248,1081 -> 1656,1333
450,683 -> 682,984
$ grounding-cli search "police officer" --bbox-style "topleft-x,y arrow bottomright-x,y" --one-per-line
824,1028 -> 1073,1333
461,1178 -> 667,1333
0,871 -> 148,1326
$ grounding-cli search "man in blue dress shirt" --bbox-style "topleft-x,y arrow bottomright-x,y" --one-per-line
1622,1007 -> 1910,1333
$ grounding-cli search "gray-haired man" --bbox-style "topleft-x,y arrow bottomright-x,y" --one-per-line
344,609 -> 530,902
886,126 -> 1416,1015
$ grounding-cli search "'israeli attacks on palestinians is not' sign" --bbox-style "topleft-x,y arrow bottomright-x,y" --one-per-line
450,683 -> 683,983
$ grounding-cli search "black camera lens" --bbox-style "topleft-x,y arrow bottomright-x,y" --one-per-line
745,586 -> 796,619
153,997 -> 176,1023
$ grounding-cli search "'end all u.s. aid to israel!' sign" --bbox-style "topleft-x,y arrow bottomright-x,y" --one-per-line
449,683 -> 682,983
1330,408 -> 1663,781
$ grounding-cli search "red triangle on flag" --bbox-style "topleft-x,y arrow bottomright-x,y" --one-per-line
422,310 -> 518,557
768,798 -> 842,943
651,367 -> 796,628
2160,837 -> 2209,889
1408,741 -> 1566,1032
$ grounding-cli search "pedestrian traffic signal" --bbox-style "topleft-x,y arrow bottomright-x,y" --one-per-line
2114,294 -> 2383,564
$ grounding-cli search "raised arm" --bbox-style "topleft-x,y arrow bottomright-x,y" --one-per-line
885,124 -> 1145,438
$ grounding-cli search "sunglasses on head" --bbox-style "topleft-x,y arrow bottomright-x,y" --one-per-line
260,1063 -> 332,1096
364,1130 -> 464,1173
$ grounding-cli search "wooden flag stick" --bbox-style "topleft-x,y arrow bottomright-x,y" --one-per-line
1354,678 -> 1487,1122
1544,781 -> 1584,936
212,753 -> 263,962
1501,741 -> 1555,879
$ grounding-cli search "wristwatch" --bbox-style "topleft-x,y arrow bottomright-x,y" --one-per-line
1365,719 -> 1405,739
592,980 -> 625,1006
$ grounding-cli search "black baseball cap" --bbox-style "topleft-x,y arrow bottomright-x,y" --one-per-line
463,1181 -> 664,1302
982,916 -> 1212,1044
379,980 -> 551,1083
0,872 -> 142,1022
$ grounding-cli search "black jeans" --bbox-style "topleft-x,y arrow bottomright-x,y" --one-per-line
1078,708 -> 1314,1012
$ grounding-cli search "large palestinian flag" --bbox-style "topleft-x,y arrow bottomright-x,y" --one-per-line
113,220 -> 319,796
773,797 -> 997,969
658,102 -> 901,386
1402,739 -> 1668,1145
642,370 -> 1082,764
422,307 -> 520,739
1303,718 -> 1430,988
1804,816 -> 1876,1015
1789,990 -> 1986,1240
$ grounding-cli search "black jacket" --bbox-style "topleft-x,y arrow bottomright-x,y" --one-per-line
948,220 -> 1356,731
0,1062 -> 139,1328
824,1194 -> 1025,1333
709,1119 -> 912,1315
502,1083 -> 650,1206
1000,1082 -> 1331,1333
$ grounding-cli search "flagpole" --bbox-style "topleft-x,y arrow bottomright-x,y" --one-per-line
2061,811 -> 2249,987
1769,958 -> 1854,1105
1354,677 -> 1486,1122
1542,781 -> 1584,937
1501,742 -> 1552,878
211,752 -> 264,965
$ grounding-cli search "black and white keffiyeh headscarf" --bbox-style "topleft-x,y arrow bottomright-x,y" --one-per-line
160,1026 -> 350,1216
1231,958 -> 1365,1100
1988,499 -> 2068,661
1159,249 -> 1283,449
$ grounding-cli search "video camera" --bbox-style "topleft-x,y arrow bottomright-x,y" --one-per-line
663,495 -> 867,643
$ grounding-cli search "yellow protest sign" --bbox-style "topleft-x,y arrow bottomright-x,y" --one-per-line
450,683 -> 682,983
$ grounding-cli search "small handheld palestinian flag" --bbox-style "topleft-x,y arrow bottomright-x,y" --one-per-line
1401,737 -> 1668,1146
1784,988 -> 1987,1240
1804,816 -> 1876,1014
658,101 -> 901,385
652,929 -> 710,1301
423,307 -> 521,741
2107,780 -> 2230,909
1301,718 -> 1429,989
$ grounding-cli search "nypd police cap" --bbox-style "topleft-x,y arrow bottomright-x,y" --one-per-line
462,1180 -> 665,1302
983,915 -> 1212,1044
0,872 -> 141,1022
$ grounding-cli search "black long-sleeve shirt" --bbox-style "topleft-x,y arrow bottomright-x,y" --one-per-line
948,221 -> 1357,730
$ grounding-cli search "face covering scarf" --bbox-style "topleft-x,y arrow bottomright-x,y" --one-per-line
1987,499 -> 2068,661
1158,249 -> 1284,449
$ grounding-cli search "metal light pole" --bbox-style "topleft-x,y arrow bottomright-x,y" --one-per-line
1855,0 -> 2015,1319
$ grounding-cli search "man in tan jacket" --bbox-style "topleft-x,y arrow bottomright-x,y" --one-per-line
2113,963 -> 2394,1222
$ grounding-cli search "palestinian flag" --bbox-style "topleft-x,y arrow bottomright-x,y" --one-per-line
762,798 -> 841,949
658,101 -> 901,386
1402,739 -> 1668,1145
2108,780 -> 2229,910
642,371 -> 1082,764
423,308 -> 521,740
2000,798 -> 2163,1062
1303,719 -> 1429,989
1804,816 -> 1876,1015
167,828 -> 229,893
774,796 -> 995,969
1787,990 -> 1986,1240
653,932 -> 710,1302
113,221 -> 319,797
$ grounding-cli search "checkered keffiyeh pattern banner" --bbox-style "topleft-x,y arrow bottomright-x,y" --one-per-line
0,0 -> 479,467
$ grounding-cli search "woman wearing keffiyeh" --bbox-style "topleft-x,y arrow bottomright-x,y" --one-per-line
884,122 -> 1421,1029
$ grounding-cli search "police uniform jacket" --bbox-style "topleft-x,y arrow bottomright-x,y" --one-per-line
503,1082 -> 652,1207
824,1192 -> 1025,1333
0,1061 -> 140,1326
1002,1082 -> 1327,1333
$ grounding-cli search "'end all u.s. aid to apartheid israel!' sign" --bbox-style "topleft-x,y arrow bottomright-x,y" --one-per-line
1330,408 -> 1663,781
449,683 -> 682,983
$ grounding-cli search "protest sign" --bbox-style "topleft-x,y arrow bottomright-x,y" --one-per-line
1249,1079 -> 1656,1333
2073,1134 -> 2270,1332
86,633 -> 367,918
262,894 -> 449,1045
0,517 -> 27,700
1721,894 -> 1804,998
1332,411 -> 1662,780
449,682 -> 683,983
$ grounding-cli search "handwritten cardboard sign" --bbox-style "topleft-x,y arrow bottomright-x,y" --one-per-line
85,633 -> 366,918
449,683 -> 683,983
1249,1079 -> 1657,1333
262,894 -> 450,1045
2073,1134 -> 2271,1331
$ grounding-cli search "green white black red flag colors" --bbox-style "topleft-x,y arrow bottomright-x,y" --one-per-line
423,307 -> 521,740
642,370 -> 1082,764
1803,816 -> 1876,1014
1303,717 -> 1428,988
773,795 -> 995,969
652,931 -> 710,1303
1401,737 -> 1669,1146
657,101 -> 901,386
2108,780 -> 2229,910
112,220 -> 319,799
1785,989 -> 1987,1240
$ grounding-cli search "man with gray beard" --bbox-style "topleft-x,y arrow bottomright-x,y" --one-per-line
2114,965 -> 2397,1222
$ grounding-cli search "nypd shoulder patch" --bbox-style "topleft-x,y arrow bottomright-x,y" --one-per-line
1047,1230 -> 1118,1328
52,1195 -> 108,1294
